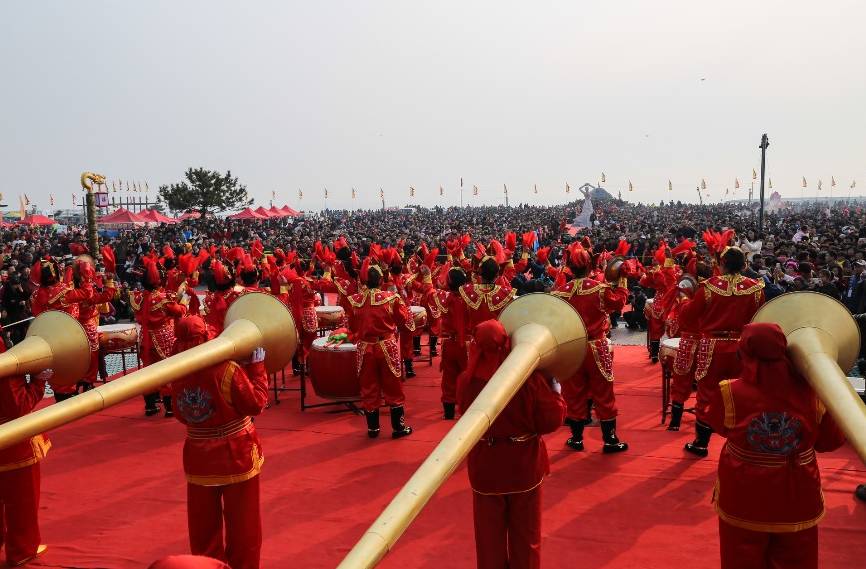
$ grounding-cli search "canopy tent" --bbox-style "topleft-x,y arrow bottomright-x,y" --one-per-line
254,206 -> 277,218
16,214 -> 56,226
178,211 -> 201,220
227,208 -> 266,220
140,209 -> 179,224
280,205 -> 301,217
268,206 -> 289,217
98,208 -> 147,225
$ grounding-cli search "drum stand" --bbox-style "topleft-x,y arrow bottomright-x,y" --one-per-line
269,368 -> 299,407
411,331 -> 434,366
299,366 -> 362,414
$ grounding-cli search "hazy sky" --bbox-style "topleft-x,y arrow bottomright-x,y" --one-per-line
2,1 -> 864,212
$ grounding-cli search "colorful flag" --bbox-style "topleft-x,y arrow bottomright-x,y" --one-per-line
752,168 -> 757,180
473,185 -> 479,196
601,172 -> 606,183
831,176 -> 836,187
700,179 -> 707,190
565,183 -> 570,194
735,178 -> 740,189
409,186 -> 415,197
351,188 -> 356,199
628,180 -> 634,192
818,180 -> 823,191
668,180 -> 672,191
49,194 -> 55,206
802,177 -> 807,188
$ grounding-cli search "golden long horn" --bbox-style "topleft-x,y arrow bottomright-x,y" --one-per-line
0,292 -> 297,451
0,311 -> 91,386
337,293 -> 586,568
751,291 -> 866,464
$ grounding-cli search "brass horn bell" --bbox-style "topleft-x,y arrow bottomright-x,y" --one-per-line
751,291 -> 866,464
0,311 -> 90,386
0,292 -> 297,451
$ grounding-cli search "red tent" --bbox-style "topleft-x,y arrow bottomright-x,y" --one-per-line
254,206 -> 276,218
178,211 -> 201,220
140,209 -> 178,224
268,206 -> 288,217
98,208 -> 147,225
228,208 -> 266,220
16,214 -> 56,226
280,205 -> 301,217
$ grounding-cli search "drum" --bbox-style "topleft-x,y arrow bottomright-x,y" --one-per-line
660,337 -> 680,362
410,305 -> 427,328
98,323 -> 138,351
308,337 -> 360,400
316,306 -> 345,329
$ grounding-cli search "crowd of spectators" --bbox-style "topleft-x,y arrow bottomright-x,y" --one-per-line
3,198 -> 866,347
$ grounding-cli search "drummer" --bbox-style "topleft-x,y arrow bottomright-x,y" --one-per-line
347,258 -> 414,439
75,258 -> 117,392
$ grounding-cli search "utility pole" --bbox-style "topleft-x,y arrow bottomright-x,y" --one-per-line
758,133 -> 769,236
504,184 -> 509,207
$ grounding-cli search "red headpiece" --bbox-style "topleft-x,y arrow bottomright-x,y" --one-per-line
522,231 -> 536,249
567,243 -> 591,268
504,232 -> 517,253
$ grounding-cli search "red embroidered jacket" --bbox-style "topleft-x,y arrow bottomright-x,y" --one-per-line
679,274 -> 765,334
551,277 -> 627,340
0,342 -> 50,473
171,360 -> 268,486
457,283 -> 515,334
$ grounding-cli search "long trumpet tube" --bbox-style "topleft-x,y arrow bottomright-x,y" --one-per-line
752,291 -> 866,464
337,294 -> 586,568
0,293 -> 296,452
0,311 -> 90,385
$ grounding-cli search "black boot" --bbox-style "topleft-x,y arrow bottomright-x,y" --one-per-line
429,335 -> 439,357
412,335 -> 422,356
54,391 -> 76,403
144,392 -> 160,416
77,381 -> 93,392
585,399 -> 598,426
685,421 -> 713,457
365,410 -> 380,438
667,402 -> 684,431
565,418 -> 585,451
443,402 -> 455,420
404,359 -> 416,379
650,340 -> 660,364
601,418 -> 629,453
390,405 -> 413,439
163,395 -> 174,418
292,355 -> 302,376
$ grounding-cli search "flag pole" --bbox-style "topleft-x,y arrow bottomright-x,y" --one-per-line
758,133 -> 769,237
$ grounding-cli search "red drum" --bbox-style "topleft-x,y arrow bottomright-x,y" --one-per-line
316,306 -> 345,329
308,337 -> 360,400
98,323 -> 138,351
410,305 -> 427,328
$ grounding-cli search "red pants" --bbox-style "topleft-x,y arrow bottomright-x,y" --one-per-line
187,476 -> 261,569
695,342 -> 740,422
440,338 -> 465,404
473,486 -> 542,569
719,519 -> 817,569
359,344 -> 405,412
82,349 -> 99,384
399,329 -> 416,360
562,355 -> 617,421
0,463 -> 41,566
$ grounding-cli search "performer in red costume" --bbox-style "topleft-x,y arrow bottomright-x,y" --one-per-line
0,333 -> 50,567
201,260 -> 235,339
705,323 -> 845,569
74,260 -> 117,392
663,273 -> 699,431
458,319 -> 565,569
135,257 -> 188,416
457,256 -> 515,335
386,251 -> 420,379
270,259 -> 320,374
679,245 -> 764,456
552,242 -> 629,453
29,257 -> 94,402
438,266 -> 467,419
170,316 -> 268,569
639,241 -> 679,363
347,258 -> 414,439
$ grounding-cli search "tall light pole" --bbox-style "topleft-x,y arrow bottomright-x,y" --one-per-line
758,134 -> 769,236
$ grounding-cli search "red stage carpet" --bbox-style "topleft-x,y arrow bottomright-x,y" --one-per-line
26,344 -> 866,568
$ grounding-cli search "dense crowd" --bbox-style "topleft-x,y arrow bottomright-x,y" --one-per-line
3,198 -> 866,341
